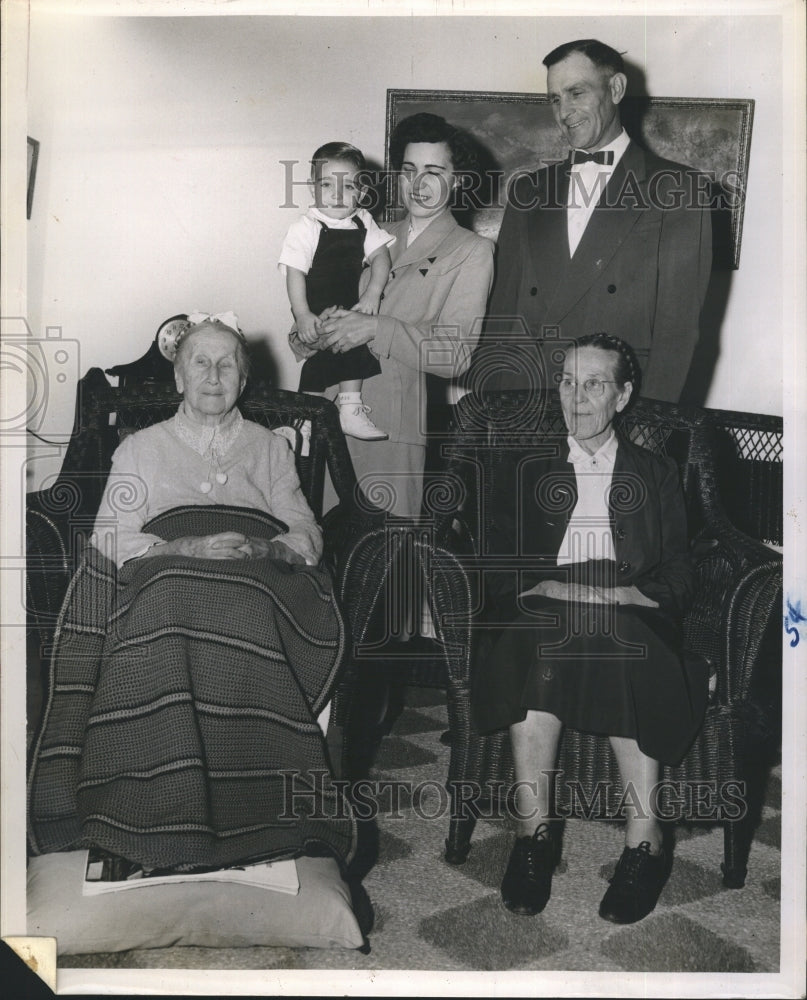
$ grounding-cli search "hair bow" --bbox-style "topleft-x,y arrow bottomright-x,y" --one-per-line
159,311 -> 245,362
187,311 -> 242,332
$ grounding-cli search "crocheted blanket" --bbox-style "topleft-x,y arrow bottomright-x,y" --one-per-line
28,506 -> 355,869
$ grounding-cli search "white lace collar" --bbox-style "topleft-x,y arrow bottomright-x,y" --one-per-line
172,403 -> 243,459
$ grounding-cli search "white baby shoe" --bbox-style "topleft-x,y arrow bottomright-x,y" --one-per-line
337,393 -> 387,441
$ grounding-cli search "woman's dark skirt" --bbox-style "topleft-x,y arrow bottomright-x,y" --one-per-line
472,595 -> 708,767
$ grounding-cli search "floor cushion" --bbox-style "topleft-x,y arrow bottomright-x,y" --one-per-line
27,851 -> 364,955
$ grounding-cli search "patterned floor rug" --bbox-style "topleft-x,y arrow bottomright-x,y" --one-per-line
60,686 -> 782,978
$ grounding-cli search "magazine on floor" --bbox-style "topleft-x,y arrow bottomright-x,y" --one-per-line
81,848 -> 299,896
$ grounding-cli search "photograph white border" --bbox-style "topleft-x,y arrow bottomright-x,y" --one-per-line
2,0 -> 804,996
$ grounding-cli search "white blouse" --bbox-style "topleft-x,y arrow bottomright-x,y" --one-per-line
556,432 -> 618,566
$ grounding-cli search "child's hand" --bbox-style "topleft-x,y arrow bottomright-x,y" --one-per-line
352,292 -> 381,316
295,312 -> 321,343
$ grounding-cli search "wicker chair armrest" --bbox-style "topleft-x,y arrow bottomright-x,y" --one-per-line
696,506 -> 782,578
27,490 -> 70,549
336,520 -> 417,634
322,502 -> 390,575
686,515 -> 782,707
721,558 -> 783,705
25,496 -> 77,651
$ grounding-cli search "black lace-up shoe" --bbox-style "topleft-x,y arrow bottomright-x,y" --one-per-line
598,841 -> 668,924
500,823 -> 557,916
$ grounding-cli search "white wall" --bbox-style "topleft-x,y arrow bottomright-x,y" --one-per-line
25,11 -> 785,487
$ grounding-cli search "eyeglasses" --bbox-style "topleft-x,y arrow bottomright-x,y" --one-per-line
558,377 -> 619,398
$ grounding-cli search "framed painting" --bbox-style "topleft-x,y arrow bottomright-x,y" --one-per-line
385,90 -> 754,269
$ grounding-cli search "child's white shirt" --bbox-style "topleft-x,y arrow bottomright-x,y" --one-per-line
278,207 -> 395,276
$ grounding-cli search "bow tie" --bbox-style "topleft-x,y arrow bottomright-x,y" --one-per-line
569,149 -> 615,166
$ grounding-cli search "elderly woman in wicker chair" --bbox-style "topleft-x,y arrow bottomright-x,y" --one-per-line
28,314 -> 354,874
97,314 -> 319,567
473,333 -> 708,924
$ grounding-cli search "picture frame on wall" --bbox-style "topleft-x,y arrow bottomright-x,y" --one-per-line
385,90 -> 754,269
27,136 -> 39,220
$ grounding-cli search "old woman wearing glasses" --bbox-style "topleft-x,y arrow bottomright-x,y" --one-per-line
473,333 -> 707,926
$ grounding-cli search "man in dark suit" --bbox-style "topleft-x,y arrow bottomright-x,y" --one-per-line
474,39 -> 712,403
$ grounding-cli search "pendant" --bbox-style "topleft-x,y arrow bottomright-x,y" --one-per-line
215,471 -> 228,485
200,481 -> 212,494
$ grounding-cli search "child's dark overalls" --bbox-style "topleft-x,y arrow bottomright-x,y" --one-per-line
298,215 -> 382,393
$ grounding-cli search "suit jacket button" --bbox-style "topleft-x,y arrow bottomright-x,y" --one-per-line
616,527 -> 626,540
389,271 -> 395,280
379,292 -> 385,300
530,286 -> 538,296
618,560 -> 631,573
608,284 -> 617,293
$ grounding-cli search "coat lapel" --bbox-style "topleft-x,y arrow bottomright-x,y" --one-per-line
388,211 -> 460,271
607,435 -> 646,537
545,142 -> 649,323
526,161 -> 572,305
522,447 -> 577,557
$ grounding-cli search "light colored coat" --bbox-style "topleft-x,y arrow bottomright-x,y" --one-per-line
361,211 -> 494,446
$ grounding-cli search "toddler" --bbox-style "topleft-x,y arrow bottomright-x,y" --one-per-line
279,141 -> 394,440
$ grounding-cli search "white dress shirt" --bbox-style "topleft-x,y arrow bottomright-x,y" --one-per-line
566,128 -> 631,257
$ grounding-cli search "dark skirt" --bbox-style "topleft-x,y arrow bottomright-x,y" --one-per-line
472,595 -> 708,766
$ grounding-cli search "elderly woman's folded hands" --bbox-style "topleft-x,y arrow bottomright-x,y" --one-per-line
519,579 -> 659,607
238,537 -> 307,563
143,533 -> 306,564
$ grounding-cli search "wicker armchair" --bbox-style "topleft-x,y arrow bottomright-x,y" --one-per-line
703,407 -> 783,547
25,369 -> 384,773
702,407 -> 783,756
341,390 -> 782,886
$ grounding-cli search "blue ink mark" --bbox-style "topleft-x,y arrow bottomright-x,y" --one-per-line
784,596 -> 806,648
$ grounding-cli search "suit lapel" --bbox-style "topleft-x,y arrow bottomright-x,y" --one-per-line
545,142 -> 649,323
527,162 -> 572,305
